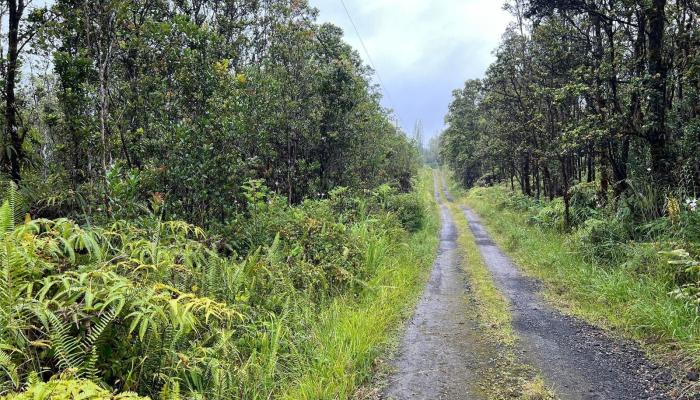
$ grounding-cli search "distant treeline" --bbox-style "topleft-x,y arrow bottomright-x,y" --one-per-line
441,0 -> 699,210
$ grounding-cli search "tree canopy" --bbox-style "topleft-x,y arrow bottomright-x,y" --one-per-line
0,0 -> 419,227
441,0 -> 700,224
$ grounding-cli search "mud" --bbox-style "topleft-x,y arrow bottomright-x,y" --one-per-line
456,190 -> 677,399
382,172 -> 492,399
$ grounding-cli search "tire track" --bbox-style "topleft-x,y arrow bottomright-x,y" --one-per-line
383,171 -> 492,399
443,177 -> 675,400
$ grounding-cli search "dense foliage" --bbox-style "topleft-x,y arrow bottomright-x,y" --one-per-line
440,0 -> 700,331
441,0 -> 699,216
0,0 -> 419,227
0,180 -> 428,399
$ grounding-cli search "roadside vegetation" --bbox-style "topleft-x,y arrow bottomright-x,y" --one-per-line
0,170 -> 436,400
0,2 -> 434,399
463,185 -> 700,368
438,0 -> 700,385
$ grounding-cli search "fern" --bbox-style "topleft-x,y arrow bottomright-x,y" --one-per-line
3,376 -> 149,399
81,308 -> 118,380
0,201 -> 13,238
158,380 -> 181,400
0,183 -> 28,233
46,311 -> 84,373
0,348 -> 19,392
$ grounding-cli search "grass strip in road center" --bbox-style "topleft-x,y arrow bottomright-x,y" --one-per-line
441,174 -> 555,400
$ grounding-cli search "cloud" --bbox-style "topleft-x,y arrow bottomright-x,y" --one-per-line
310,0 -> 513,140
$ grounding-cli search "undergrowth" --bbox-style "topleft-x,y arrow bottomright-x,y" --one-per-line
463,184 -> 700,372
0,170 -> 438,400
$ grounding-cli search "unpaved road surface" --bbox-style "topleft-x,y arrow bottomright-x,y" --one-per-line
458,199 -> 676,399
384,172 -> 681,399
383,173 -> 492,399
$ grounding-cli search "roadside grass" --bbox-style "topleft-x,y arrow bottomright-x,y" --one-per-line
521,377 -> 556,400
462,185 -> 700,370
441,173 -> 555,400
280,168 -> 439,399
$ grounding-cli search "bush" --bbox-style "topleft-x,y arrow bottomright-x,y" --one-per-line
333,184 -> 427,233
475,172 -> 498,187
384,192 -> 425,232
504,191 -> 540,212
2,376 -> 148,400
273,206 -> 364,295
677,202 -> 700,242
530,198 -> 566,230
665,249 -> 700,313
574,217 -> 629,264
328,186 -> 369,225
527,183 -> 599,231
569,182 -> 599,226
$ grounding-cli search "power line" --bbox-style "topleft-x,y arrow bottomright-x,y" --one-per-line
338,0 -> 404,132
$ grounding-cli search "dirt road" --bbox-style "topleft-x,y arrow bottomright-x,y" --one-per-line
461,205 -> 672,400
383,172 -> 494,399
383,172 -> 678,400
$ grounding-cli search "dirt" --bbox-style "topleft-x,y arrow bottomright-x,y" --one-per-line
458,197 -> 681,399
382,172 -> 689,400
382,172 -> 496,399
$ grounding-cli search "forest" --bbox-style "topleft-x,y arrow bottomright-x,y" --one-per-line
440,0 -> 700,383
0,1 -> 429,399
4,0 -> 700,398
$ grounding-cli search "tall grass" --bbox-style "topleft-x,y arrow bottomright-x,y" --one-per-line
463,186 -> 700,365
278,168 -> 439,398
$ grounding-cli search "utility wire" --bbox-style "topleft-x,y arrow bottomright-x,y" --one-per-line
338,0 -> 404,132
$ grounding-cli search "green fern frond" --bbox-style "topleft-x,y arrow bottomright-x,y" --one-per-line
158,380 -> 181,400
46,311 -> 85,373
0,348 -> 19,391
85,308 -> 117,349
0,200 -> 13,238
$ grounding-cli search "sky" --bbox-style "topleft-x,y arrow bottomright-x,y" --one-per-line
309,0 -> 513,143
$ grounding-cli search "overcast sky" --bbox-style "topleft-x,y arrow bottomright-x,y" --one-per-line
309,0 -> 513,142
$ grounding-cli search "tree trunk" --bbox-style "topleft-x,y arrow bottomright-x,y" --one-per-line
523,154 -> 532,196
598,144 -> 609,207
561,156 -> 571,229
646,0 -> 672,188
587,143 -> 595,183
5,0 -> 23,184
99,66 -> 110,183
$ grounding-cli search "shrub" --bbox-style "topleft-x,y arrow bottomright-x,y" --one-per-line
569,182 -> 599,226
274,208 -> 364,295
527,183 -> 599,231
328,187 -> 368,224
678,202 -> 700,242
475,172 -> 498,187
504,191 -> 539,213
384,192 -> 425,232
574,217 -> 629,264
665,249 -> 700,313
530,198 -> 566,230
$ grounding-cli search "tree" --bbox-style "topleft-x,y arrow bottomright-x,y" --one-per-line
2,0 -> 48,183
442,0 -> 700,222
